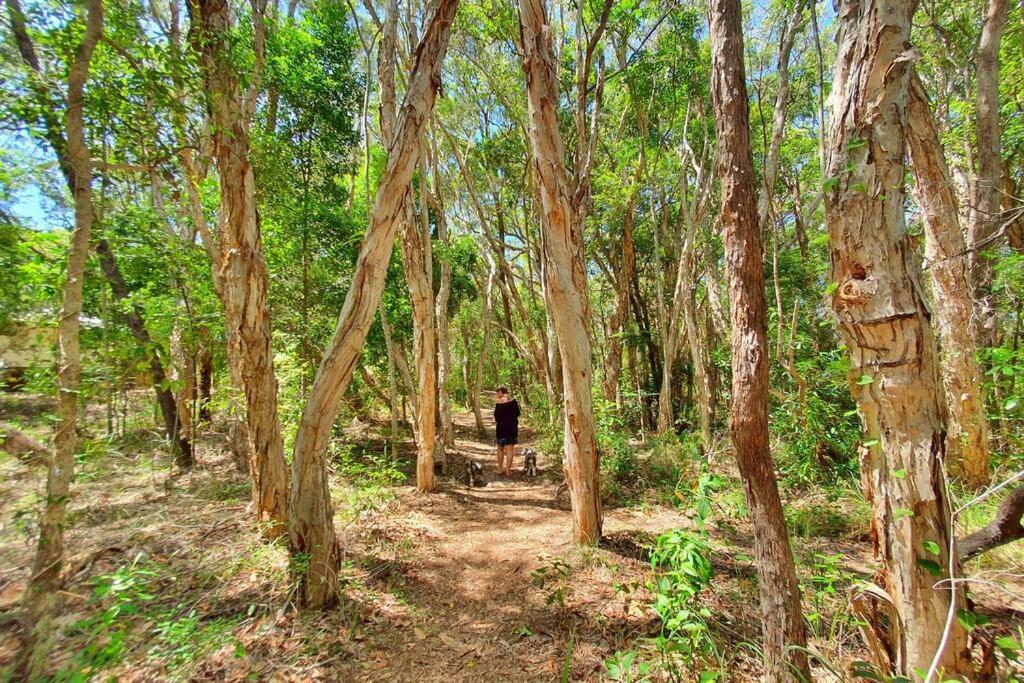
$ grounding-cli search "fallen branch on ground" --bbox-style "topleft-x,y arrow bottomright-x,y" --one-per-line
958,484 -> 1024,562
0,423 -> 51,465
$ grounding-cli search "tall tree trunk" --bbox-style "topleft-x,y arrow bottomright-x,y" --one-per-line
198,328 -> 214,422
681,278 -> 713,450
472,265 -> 495,436
519,0 -> 602,543
708,0 -> 811,678
170,320 -> 196,443
968,0 -> 1008,345
434,181 -> 456,451
13,0 -> 102,676
95,239 -> 194,467
824,0 -> 972,674
906,72 -> 990,488
287,0 -> 458,608
401,193 -> 438,491
604,159 -> 641,404
188,0 -> 288,539
382,0 -> 437,490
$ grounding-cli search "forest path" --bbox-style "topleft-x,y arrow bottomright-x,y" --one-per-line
354,405 -> 677,681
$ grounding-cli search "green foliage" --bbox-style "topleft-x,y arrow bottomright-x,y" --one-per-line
531,557 -> 573,613
604,649 -> 652,682
59,560 -> 159,680
648,529 -> 716,667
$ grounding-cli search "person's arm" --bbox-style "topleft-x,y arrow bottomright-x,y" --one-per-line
514,401 -> 521,419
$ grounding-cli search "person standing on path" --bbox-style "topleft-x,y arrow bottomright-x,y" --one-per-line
493,386 -> 520,476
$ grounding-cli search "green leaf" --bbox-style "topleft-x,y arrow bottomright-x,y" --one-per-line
850,182 -> 867,194
995,636 -> 1020,651
892,469 -> 906,479
856,374 -> 874,385
846,138 -> 868,151
894,507 -> 913,520
863,439 -> 879,447
957,609 -> 977,631
923,541 -> 940,556
917,558 -> 943,577
1005,397 -> 1019,411
822,177 -> 839,192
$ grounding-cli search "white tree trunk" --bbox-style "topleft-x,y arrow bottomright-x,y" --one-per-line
519,0 -> 602,543
906,72 -> 990,488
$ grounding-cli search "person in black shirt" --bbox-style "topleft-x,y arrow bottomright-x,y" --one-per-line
493,386 -> 520,476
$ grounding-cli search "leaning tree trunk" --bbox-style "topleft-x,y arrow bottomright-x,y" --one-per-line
519,0 -> 602,543
707,0 -> 811,679
288,0 -> 459,609
14,0 -> 102,677
188,0 -> 288,539
906,72 -> 990,488
824,0 -> 972,675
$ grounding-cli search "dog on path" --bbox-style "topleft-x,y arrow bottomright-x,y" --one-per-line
523,448 -> 538,477
466,459 -> 485,487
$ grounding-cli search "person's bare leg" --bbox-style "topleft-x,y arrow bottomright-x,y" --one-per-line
503,445 -> 515,475
496,445 -> 504,474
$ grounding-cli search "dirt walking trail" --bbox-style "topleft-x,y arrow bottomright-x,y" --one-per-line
346,406 -> 688,682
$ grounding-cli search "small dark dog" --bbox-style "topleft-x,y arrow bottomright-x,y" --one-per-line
466,459 -> 485,487
523,448 -> 539,477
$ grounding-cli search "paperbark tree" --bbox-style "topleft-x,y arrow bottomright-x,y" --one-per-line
708,0 -> 810,678
188,0 -> 289,538
11,0 -> 103,676
968,0 -> 1008,343
432,145 -> 456,452
519,0 -> 602,543
401,189 -> 438,491
381,0 -> 439,490
288,0 -> 459,608
906,72 -> 990,488
824,0 -> 972,675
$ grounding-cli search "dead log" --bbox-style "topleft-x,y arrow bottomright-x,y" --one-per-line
958,484 -> 1024,562
0,423 -> 51,465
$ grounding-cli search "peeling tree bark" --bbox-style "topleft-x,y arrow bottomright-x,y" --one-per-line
287,0 -> 458,608
11,0 -> 102,676
519,0 -> 602,543
824,0 -> 972,675
400,189 -> 438,491
708,0 -> 810,677
968,0 -> 1008,344
906,72 -> 990,488
188,0 -> 288,539
433,161 -> 456,453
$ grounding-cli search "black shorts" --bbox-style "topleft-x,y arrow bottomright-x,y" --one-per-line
496,437 -> 517,446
